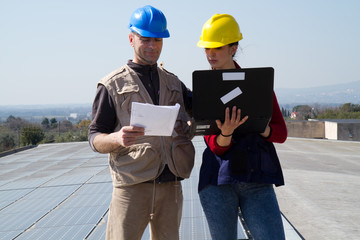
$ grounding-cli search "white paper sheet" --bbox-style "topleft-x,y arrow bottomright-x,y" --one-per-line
130,102 -> 180,136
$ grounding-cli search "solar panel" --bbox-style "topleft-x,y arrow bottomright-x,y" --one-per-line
0,139 -> 303,239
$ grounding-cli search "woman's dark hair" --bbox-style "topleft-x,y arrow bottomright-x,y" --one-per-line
229,42 -> 239,47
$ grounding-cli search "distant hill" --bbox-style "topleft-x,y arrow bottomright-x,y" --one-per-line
0,103 -> 92,122
275,81 -> 360,107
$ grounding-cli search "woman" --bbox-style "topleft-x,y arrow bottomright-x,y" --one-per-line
197,14 -> 287,240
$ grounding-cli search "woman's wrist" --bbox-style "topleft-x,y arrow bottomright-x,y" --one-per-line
220,132 -> 233,137
216,134 -> 232,147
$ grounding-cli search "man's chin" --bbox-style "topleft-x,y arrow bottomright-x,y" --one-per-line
136,58 -> 158,65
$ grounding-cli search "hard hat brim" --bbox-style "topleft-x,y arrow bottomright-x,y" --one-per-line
197,40 -> 226,48
129,26 -> 170,38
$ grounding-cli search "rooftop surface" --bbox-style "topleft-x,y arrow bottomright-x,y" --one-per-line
274,137 -> 360,239
1,136 -> 358,239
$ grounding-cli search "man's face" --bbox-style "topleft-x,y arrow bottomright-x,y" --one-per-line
129,32 -> 163,65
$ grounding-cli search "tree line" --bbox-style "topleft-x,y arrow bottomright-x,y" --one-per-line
284,103 -> 360,120
0,115 -> 90,153
2,102 -> 359,153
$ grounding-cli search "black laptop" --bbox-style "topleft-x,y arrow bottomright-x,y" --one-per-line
192,67 -> 274,135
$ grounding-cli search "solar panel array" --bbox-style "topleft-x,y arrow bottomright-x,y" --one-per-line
0,137 -> 300,240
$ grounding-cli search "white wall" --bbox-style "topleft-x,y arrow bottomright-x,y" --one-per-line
325,121 -> 338,140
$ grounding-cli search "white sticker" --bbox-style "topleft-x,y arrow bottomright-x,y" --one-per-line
222,72 -> 245,81
220,87 -> 242,104
196,125 -> 210,129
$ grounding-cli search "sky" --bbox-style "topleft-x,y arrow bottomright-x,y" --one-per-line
1,0 -> 360,106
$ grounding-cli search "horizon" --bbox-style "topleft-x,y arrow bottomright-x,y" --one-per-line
1,79 -> 360,107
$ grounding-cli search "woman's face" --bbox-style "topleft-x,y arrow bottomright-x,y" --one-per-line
205,45 -> 237,70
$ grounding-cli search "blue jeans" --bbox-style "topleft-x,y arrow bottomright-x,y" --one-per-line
199,183 -> 285,240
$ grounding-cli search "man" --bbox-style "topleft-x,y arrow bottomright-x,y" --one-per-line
88,5 -> 194,240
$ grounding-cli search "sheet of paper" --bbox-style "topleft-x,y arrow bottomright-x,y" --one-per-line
130,102 -> 180,136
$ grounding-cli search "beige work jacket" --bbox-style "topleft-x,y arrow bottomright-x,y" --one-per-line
99,64 -> 194,187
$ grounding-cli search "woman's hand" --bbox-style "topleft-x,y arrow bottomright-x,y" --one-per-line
260,125 -> 271,138
215,106 -> 248,147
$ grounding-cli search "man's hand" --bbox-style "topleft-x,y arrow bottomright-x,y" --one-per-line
116,126 -> 145,147
93,126 -> 145,153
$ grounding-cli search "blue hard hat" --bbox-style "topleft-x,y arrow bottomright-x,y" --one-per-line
128,5 -> 170,38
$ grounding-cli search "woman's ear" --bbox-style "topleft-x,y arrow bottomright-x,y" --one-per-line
231,45 -> 238,56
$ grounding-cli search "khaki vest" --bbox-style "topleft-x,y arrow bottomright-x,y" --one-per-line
99,64 -> 194,187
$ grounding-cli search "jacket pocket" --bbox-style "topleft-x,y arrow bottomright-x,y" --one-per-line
170,136 -> 195,178
118,84 -> 141,127
110,143 -> 160,185
259,143 -> 278,176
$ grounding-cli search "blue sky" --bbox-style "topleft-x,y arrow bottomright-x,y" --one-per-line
1,0 -> 359,105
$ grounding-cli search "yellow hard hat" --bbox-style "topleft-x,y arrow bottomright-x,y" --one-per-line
197,14 -> 243,48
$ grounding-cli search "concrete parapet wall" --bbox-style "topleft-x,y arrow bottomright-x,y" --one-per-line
287,120 -> 360,141
286,121 -> 325,139
337,123 -> 360,141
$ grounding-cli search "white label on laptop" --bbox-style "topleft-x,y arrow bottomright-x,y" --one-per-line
220,87 -> 242,104
222,72 -> 245,81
